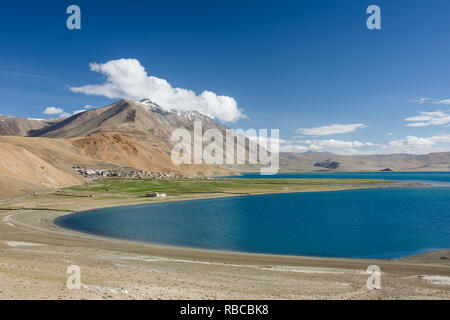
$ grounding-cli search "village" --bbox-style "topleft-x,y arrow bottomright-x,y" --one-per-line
72,166 -> 183,180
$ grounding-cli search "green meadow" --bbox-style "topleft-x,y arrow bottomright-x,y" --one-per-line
68,178 -> 404,198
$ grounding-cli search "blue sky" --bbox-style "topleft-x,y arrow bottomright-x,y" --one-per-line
0,0 -> 449,154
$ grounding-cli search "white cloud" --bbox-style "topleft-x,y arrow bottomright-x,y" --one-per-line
406,136 -> 435,146
280,144 -> 310,153
279,138 -> 376,154
305,139 -> 373,150
247,135 -> 286,146
296,123 -> 366,136
70,58 -> 243,122
43,107 -> 64,115
410,97 -> 433,104
387,134 -> 450,153
387,139 -> 404,148
405,111 -> 450,127
367,134 -> 450,154
431,135 -> 450,143
405,136 -> 434,147
281,133 -> 450,155
59,112 -> 72,118
42,106 -> 83,118
410,97 -> 450,105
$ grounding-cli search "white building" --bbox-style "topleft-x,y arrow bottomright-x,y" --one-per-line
146,192 -> 167,198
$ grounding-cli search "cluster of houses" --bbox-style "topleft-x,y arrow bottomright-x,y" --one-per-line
72,166 -> 182,180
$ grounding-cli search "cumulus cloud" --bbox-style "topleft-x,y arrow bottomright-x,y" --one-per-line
70,58 -> 243,122
43,107 -> 64,115
389,136 -> 434,147
42,106 -> 83,118
387,134 -> 450,153
296,123 -> 366,136
405,111 -> 450,127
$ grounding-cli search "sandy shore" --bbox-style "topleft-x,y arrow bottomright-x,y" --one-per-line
0,191 -> 449,300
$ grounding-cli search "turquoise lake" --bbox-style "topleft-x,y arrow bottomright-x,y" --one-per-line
55,173 -> 450,259
236,172 -> 450,185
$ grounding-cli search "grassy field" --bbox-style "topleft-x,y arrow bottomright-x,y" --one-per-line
67,177 -> 405,199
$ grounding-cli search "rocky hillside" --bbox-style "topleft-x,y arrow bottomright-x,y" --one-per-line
1,99 -> 449,198
0,115 -> 58,136
0,100 -> 240,198
29,99 -> 227,139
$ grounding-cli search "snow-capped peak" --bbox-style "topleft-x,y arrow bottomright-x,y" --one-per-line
137,98 -> 212,121
169,109 -> 212,121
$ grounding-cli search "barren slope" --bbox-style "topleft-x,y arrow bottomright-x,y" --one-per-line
0,133 -> 236,199
280,152 -> 450,172
0,138 -> 84,198
0,116 -> 58,136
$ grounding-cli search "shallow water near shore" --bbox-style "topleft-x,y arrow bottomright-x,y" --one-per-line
56,183 -> 450,259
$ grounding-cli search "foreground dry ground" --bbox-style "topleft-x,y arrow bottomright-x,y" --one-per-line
0,192 -> 449,300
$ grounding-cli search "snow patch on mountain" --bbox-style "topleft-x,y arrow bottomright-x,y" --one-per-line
138,98 -> 213,121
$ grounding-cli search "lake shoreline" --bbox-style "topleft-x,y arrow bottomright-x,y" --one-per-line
54,187 -> 449,260
1,182 -> 449,299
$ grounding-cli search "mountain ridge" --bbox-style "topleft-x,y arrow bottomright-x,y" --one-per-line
0,99 -> 238,198
0,115 -> 58,137
0,99 -> 449,198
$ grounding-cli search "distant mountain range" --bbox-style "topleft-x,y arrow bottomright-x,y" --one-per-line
0,99 -> 449,198
279,151 -> 450,172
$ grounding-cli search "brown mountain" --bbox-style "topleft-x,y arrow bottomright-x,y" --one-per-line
0,115 -> 58,136
0,99 -> 449,198
30,99 -> 259,173
29,99 -> 227,138
0,99 -> 238,198
279,151 -> 450,172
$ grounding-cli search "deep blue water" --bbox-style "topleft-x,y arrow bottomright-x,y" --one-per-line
235,172 -> 450,186
56,177 -> 450,259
